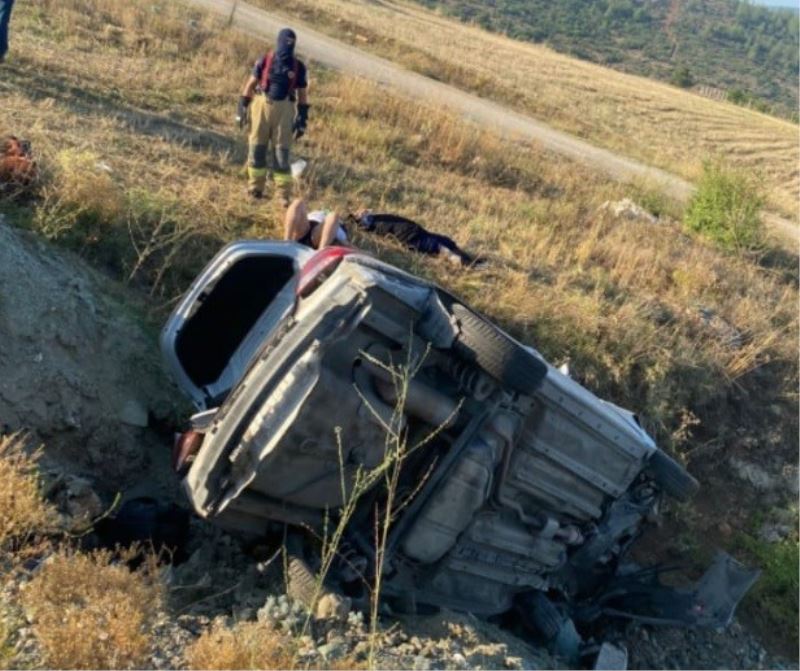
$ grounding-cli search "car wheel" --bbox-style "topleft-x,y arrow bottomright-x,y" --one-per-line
648,450 -> 699,502
287,554 -> 320,608
518,591 -> 563,640
449,303 -> 547,395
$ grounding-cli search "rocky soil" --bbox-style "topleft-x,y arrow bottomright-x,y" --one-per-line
0,221 -> 791,670
0,219 -> 181,497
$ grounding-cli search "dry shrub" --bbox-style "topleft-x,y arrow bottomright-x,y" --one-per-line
21,549 -> 162,669
185,620 -> 367,670
184,620 -> 298,670
34,149 -> 124,242
0,435 -> 56,555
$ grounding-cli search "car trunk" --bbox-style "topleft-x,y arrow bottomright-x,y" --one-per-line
174,254 -> 296,400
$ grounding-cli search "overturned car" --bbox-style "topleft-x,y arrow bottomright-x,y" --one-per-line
161,241 -> 757,658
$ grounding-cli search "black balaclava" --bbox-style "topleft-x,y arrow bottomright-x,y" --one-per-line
275,28 -> 296,64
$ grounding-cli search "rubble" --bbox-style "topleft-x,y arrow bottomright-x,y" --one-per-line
694,306 -> 744,349
43,472 -> 103,530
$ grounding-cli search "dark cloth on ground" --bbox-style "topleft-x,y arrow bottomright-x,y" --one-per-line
354,212 -> 474,264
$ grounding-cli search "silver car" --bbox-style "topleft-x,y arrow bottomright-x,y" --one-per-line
161,241 -> 756,658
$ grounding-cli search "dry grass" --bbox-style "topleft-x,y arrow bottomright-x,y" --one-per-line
184,620 -> 299,669
184,619 -> 366,669
34,149 -> 125,241
254,0 -> 799,221
0,435 -> 56,556
21,549 -> 162,669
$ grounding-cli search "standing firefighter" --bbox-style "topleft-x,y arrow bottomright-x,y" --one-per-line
238,28 -> 309,202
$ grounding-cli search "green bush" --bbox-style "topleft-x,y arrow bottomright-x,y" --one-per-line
683,162 -> 764,251
670,65 -> 694,88
727,88 -> 748,105
737,533 -> 799,650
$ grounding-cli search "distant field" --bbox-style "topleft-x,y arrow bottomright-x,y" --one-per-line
418,0 -> 799,118
254,0 -> 799,221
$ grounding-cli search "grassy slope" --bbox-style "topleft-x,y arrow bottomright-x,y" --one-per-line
417,0 -> 799,117
1,0 -> 797,657
251,0 -> 799,222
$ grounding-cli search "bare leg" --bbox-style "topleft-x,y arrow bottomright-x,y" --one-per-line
284,198 -> 310,242
313,211 -> 342,249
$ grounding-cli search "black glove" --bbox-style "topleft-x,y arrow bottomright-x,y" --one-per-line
236,96 -> 251,130
293,103 -> 310,140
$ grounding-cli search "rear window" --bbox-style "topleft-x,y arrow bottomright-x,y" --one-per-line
175,255 -> 295,387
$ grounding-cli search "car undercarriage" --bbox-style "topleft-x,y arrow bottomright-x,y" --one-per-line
162,242 -> 759,666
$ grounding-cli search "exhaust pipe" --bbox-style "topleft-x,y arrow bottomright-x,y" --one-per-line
362,359 -> 459,429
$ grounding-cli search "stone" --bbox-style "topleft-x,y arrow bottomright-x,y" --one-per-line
318,640 -> 347,661
758,522 -> 792,544
119,398 -> 149,427
599,198 -> 658,225
353,640 -> 371,659
730,458 -> 776,491
47,473 -> 103,527
413,655 -> 432,671
315,592 -> 351,622
782,465 -> 799,497
695,307 -> 743,349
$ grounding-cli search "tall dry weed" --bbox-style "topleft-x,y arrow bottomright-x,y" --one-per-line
0,435 -> 56,556
34,149 -> 123,243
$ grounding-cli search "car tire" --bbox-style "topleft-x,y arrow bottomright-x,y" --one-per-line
517,591 -> 563,640
648,450 -> 699,502
287,554 -> 320,608
449,303 -> 547,395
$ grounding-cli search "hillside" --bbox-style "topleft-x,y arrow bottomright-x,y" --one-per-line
416,0 -> 799,119
0,0 -> 797,666
251,0 -> 799,222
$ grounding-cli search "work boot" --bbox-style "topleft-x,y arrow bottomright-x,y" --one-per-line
273,170 -> 293,208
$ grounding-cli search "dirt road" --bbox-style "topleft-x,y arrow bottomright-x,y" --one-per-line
189,0 -> 798,246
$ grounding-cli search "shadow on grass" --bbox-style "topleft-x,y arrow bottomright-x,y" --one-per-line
2,59 -> 239,157
757,244 -> 800,286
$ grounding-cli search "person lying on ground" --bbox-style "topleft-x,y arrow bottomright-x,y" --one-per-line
284,198 -> 348,249
349,210 -> 481,267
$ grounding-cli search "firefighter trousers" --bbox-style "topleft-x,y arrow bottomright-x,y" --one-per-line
247,95 -> 294,194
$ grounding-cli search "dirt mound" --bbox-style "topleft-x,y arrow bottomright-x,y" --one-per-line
0,221 -> 179,491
